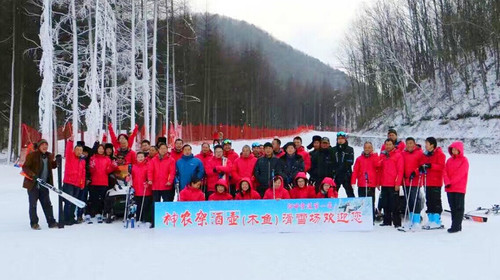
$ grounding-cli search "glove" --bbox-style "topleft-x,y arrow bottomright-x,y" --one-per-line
381,150 -> 389,158
409,171 -> 416,180
445,184 -> 451,188
423,163 -> 431,169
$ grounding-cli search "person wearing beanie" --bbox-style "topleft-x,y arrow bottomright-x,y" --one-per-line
307,135 -> 322,150
62,136 -> 87,225
380,128 -> 406,153
419,136 -> 446,230
279,142 -> 305,188
22,139 -> 59,230
254,142 -> 283,198
444,141 -> 469,233
332,131 -> 355,197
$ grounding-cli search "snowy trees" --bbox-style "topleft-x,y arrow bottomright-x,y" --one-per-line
341,0 -> 500,126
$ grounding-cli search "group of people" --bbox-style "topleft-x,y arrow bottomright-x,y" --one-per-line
22,125 -> 469,233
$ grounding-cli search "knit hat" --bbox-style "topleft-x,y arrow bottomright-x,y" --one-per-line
76,141 -> 85,147
37,139 -> 48,147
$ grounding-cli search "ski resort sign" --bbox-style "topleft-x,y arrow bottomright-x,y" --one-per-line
154,198 -> 373,232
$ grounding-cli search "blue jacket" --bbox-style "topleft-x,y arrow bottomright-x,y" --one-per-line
175,154 -> 205,190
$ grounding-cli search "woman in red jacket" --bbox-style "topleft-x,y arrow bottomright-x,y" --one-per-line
289,172 -> 316,199
108,122 -> 138,151
351,142 -> 380,209
379,139 -> 404,228
179,178 -> 206,202
316,177 -> 338,198
208,179 -> 233,201
263,176 -> 290,200
232,145 -> 258,191
132,152 -> 152,223
205,145 -> 233,199
88,144 -> 117,223
235,178 -> 261,200
419,137 -> 446,229
444,141 -> 469,233
63,138 -> 86,225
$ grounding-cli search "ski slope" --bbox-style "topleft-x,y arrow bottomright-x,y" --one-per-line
1,131 -> 498,280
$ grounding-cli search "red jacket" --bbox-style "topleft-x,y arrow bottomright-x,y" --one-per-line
235,178 -> 261,200
170,148 -> 183,162
208,179 -> 233,201
132,160 -> 151,196
402,147 -> 424,187
224,149 -> 240,163
148,154 -> 176,191
108,123 -> 138,151
179,186 -> 206,201
195,150 -> 213,168
289,172 -> 316,199
379,149 -> 404,187
115,148 -> 136,165
444,142 -> 469,194
316,177 -> 338,198
380,140 -> 406,153
205,156 -> 233,193
274,149 -> 285,158
296,146 -> 311,172
63,140 -> 86,189
263,175 -> 290,199
351,152 -> 381,187
419,147 -> 446,187
89,154 -> 116,187
232,154 -> 257,189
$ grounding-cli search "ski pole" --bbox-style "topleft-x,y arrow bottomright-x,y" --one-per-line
272,169 -> 276,200
402,177 -> 412,225
138,183 -> 147,223
409,176 -> 421,227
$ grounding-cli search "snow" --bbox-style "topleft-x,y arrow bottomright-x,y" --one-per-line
1,131 -> 499,280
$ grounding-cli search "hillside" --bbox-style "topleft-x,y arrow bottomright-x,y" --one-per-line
195,14 -> 350,91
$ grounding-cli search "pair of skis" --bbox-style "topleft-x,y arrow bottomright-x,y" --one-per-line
123,164 -> 136,229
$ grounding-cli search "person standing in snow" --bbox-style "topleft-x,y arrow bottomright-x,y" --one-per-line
293,137 -> 311,172
170,139 -> 184,162
22,139 -> 58,230
222,139 -> 239,194
232,145 -> 258,195
332,132 -> 355,197
175,144 -> 205,192
88,144 -> 116,223
444,141 -> 469,233
132,152 -> 152,224
419,137 -> 446,229
62,137 -> 86,226
351,142 -> 380,216
379,139 -> 404,228
380,128 -> 406,153
279,142 -> 305,188
401,137 -> 424,229
310,137 -> 336,192
253,142 -> 283,198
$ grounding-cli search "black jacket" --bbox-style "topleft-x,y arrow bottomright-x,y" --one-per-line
254,155 -> 283,188
279,153 -> 305,187
332,141 -> 355,181
309,147 -> 335,181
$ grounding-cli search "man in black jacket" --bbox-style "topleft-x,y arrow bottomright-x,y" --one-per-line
253,142 -> 283,197
332,132 -> 355,197
310,137 -> 336,191
279,142 -> 305,188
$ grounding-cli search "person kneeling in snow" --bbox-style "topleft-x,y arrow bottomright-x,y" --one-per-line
289,172 -> 316,199
316,178 -> 338,198
208,179 -> 233,201
263,176 -> 290,200
444,141 -> 469,233
235,178 -> 261,200
179,177 -> 206,202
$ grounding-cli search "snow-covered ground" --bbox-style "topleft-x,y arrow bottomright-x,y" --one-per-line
1,131 -> 498,280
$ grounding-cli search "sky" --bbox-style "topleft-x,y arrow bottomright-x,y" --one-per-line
190,0 -> 370,69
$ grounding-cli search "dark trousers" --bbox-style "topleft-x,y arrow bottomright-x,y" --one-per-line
205,191 -> 214,200
425,187 -> 443,214
27,185 -> 56,226
335,178 -> 355,197
151,190 -> 174,227
447,192 -> 465,231
380,187 -> 401,226
404,187 -> 422,214
89,186 -> 108,216
229,184 -> 237,197
76,187 -> 88,218
63,183 -> 81,222
135,196 -> 152,223
358,187 -> 375,221
256,185 -> 268,198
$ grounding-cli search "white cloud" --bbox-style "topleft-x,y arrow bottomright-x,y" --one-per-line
190,0 -> 370,67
